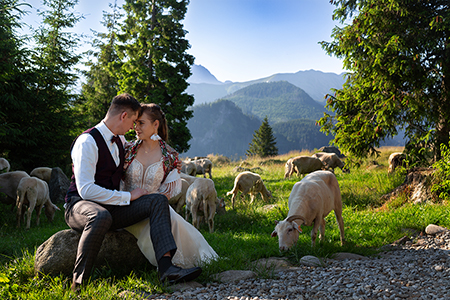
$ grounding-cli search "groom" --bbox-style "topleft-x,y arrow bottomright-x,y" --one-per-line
64,93 -> 201,292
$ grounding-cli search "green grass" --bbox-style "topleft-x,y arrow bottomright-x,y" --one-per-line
2,147 -> 450,299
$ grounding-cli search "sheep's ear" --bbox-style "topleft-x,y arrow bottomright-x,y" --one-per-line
271,230 -> 278,237
292,221 -> 302,233
274,220 -> 279,225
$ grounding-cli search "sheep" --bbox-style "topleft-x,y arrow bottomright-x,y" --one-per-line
318,146 -> 345,158
388,152 -> 406,173
0,158 -> 10,173
284,156 -> 325,179
181,160 -> 197,176
16,176 -> 60,229
185,177 -> 217,233
271,170 -> 345,251
30,167 -> 53,183
193,158 -> 213,178
168,178 -> 190,214
226,171 -> 272,209
311,152 -> 348,173
0,171 -> 30,208
179,172 -> 198,186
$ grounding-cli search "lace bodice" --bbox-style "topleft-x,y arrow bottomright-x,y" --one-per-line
122,158 -> 165,193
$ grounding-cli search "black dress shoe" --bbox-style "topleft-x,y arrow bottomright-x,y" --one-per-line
159,265 -> 202,285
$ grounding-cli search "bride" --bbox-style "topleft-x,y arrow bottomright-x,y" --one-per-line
121,103 -> 218,269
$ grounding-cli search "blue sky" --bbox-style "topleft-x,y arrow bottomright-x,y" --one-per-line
22,0 -> 345,82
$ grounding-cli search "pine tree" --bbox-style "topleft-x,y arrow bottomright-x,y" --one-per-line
80,1 -> 123,128
117,0 -> 194,153
247,116 -> 278,158
6,0 -> 82,171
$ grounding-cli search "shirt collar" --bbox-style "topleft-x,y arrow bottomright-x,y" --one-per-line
96,121 -> 116,143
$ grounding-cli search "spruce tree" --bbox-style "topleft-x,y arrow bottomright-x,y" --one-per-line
118,0 -> 194,152
247,116 -> 278,158
80,2 -> 123,128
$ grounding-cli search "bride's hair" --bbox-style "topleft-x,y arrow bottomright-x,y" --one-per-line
141,103 -> 169,141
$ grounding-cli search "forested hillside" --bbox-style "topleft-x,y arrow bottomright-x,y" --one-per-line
272,119 -> 332,154
220,81 -> 326,123
183,100 -> 261,159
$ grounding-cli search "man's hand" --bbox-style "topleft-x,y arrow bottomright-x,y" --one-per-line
130,188 -> 149,201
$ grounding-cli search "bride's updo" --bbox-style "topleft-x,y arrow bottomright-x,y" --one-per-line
140,103 -> 169,142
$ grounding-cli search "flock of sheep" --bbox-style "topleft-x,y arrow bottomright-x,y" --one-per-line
0,148 -> 405,251
0,162 -> 59,230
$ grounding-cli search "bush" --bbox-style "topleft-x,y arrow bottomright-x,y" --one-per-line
431,143 -> 450,201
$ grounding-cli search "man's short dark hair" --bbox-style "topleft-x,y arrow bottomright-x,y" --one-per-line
108,93 -> 141,116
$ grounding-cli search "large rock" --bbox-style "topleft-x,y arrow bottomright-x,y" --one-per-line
35,229 -> 150,277
49,167 -> 70,204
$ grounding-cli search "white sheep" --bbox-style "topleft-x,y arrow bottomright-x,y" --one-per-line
311,152 -> 348,173
226,171 -> 272,209
181,160 -> 197,176
0,171 -> 30,208
388,152 -> 406,173
0,158 -> 10,173
168,178 -> 190,214
193,158 -> 213,178
284,156 -> 325,179
30,167 -> 53,183
179,172 -> 198,186
271,170 -> 345,250
16,176 -> 60,229
185,177 -> 217,233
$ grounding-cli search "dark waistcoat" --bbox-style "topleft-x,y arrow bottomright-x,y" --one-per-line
65,127 -> 124,202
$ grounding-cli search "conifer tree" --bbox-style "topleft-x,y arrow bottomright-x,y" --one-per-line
319,0 -> 450,162
247,116 -> 278,158
6,0 -> 82,171
80,2 -> 123,128
118,0 -> 194,152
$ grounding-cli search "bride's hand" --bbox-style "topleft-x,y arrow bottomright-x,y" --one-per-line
130,188 -> 149,201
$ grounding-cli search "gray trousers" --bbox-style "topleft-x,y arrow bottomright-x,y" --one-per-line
65,194 -> 177,285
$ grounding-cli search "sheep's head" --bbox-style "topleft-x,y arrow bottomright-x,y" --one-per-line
216,197 -> 226,215
44,203 -> 60,222
271,216 -> 303,251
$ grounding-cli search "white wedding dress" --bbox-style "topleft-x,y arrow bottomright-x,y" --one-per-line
122,158 -> 218,269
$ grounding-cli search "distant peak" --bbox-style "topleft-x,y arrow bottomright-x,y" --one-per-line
188,64 -> 222,85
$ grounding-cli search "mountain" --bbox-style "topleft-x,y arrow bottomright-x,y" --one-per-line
221,81 -> 326,124
182,100 -> 261,159
188,64 -> 222,84
272,119 -> 332,154
182,99 -> 333,159
187,65 -> 345,105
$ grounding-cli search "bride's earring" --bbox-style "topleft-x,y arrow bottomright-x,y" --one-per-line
151,133 -> 161,141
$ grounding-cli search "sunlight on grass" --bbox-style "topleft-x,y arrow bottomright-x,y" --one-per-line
2,146 -> 450,298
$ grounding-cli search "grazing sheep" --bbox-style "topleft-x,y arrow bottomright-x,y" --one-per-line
179,172 -> 198,186
193,158 -> 213,178
216,197 -> 226,215
16,176 -> 60,229
185,178 -> 217,233
388,152 -> 406,173
226,171 -> 272,209
284,156 -> 325,179
318,146 -> 345,158
0,158 -> 10,173
311,152 -> 348,173
181,160 -> 197,176
30,167 -> 53,183
168,179 -> 190,214
0,171 -> 30,208
271,170 -> 345,250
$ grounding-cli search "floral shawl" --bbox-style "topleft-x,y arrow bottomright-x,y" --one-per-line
123,139 -> 180,184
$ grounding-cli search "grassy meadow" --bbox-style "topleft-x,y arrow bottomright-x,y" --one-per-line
2,146 -> 450,299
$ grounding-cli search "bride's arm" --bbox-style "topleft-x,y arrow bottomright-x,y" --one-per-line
158,170 -> 182,199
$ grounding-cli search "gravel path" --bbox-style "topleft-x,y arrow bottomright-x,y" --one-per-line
130,225 -> 450,300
